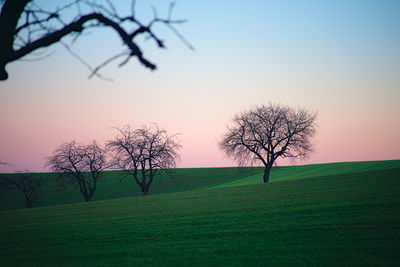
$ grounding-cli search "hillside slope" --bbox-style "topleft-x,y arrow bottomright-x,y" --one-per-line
0,167 -> 399,266
212,160 -> 400,188
0,167 -> 263,210
0,160 -> 398,210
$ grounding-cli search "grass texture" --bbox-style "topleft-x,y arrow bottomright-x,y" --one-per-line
1,160 -> 398,210
0,160 -> 399,266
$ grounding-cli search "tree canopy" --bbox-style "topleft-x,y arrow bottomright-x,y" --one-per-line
46,140 -> 108,202
107,124 -> 181,195
219,103 -> 318,183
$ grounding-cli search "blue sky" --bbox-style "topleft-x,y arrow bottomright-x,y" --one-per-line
1,0 -> 399,171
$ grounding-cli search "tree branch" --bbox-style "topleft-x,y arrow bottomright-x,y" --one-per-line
8,12 -> 156,70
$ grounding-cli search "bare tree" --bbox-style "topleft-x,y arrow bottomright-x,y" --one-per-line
107,124 -> 181,195
219,103 -> 318,183
46,140 -> 108,202
0,0 -> 192,81
0,170 -> 44,208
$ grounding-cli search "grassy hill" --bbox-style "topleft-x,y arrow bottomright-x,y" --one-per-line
213,159 -> 400,188
0,162 -> 399,266
0,167 -> 264,210
1,160 -> 399,210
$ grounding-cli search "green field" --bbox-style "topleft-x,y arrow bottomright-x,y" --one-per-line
1,160 -> 399,210
0,167 -> 264,210
213,160 -> 400,188
0,160 -> 399,266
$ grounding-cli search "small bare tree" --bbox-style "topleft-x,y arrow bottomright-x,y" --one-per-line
46,140 -> 108,202
219,103 -> 318,183
0,0 -> 192,81
0,170 -> 44,208
107,124 -> 181,195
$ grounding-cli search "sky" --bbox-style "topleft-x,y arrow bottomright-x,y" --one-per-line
1,0 -> 400,172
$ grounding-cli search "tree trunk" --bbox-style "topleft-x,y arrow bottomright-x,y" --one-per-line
140,169 -> 148,195
23,191 -> 32,208
79,186 -> 91,201
0,0 -> 31,80
263,164 -> 272,183
141,184 -> 148,195
25,197 -> 32,208
82,191 -> 91,202
144,174 -> 153,196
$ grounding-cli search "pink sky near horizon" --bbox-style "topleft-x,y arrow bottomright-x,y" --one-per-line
1,0 -> 400,172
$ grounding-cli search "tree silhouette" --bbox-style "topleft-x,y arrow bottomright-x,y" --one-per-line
0,0 -> 192,81
0,170 -> 44,208
219,103 -> 318,183
46,141 -> 108,202
107,124 -> 181,195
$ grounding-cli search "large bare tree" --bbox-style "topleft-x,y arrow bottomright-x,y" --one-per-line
107,124 -> 181,195
0,170 -> 44,208
0,0 -> 192,81
219,104 -> 318,183
46,140 -> 108,202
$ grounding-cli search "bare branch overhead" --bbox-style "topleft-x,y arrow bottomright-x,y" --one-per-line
0,0 -> 192,81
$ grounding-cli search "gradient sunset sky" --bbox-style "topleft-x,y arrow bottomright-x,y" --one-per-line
1,0 -> 399,172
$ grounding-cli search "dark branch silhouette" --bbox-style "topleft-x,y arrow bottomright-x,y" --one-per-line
0,0 -> 192,81
0,170 -> 44,208
219,103 -> 318,183
107,124 -> 181,195
46,140 -> 108,202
